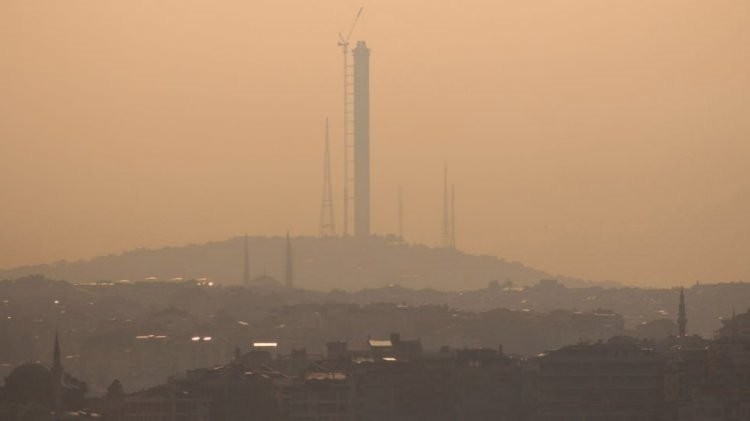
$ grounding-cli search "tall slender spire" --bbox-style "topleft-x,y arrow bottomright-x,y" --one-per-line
52,332 -> 63,412
397,185 -> 404,241
242,234 -> 250,285
450,184 -> 456,249
320,118 -> 336,237
441,164 -> 457,250
53,331 -> 61,370
678,287 -> 687,337
284,232 -> 294,289
442,163 -> 449,248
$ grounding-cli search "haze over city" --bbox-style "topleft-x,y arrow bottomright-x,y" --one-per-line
3,0 -> 749,286
6,3 -> 750,420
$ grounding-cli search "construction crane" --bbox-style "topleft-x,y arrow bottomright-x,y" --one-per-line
338,7 -> 364,50
338,7 -> 364,237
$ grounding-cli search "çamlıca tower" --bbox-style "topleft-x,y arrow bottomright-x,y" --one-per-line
353,41 -> 371,237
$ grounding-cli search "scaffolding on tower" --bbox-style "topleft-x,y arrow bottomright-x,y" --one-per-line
338,7 -> 363,236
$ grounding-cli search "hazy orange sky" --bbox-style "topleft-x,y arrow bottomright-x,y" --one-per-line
2,0 -> 749,286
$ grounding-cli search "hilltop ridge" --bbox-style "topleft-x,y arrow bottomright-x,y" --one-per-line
0,235 -> 607,290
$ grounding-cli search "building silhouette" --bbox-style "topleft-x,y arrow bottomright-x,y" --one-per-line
717,308 -> 750,340
535,336 -> 669,420
0,333 -> 87,419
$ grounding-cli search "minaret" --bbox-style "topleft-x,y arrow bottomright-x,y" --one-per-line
353,41 -> 371,237
284,232 -> 294,288
678,287 -> 687,337
242,234 -> 250,285
52,332 -> 63,412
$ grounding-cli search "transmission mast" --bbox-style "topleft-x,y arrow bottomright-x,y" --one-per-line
320,118 -> 336,236
338,7 -> 364,236
441,163 -> 457,249
442,163 -> 450,248
398,185 -> 404,241
450,184 -> 456,249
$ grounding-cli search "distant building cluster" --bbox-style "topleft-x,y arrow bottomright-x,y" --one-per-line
4,307 -> 750,420
5,278 -> 750,420
102,317 -> 750,421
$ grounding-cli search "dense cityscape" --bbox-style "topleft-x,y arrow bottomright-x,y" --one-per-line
2,267 -> 750,420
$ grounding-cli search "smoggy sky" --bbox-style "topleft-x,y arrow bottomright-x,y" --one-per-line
2,0 -> 749,286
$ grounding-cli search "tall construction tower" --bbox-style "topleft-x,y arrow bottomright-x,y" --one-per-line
353,40 -> 371,237
320,119 -> 336,236
338,8 -> 363,236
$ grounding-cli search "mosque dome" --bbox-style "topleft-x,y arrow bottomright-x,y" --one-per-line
4,363 -> 52,405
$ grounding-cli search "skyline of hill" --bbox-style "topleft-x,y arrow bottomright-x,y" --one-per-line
0,235 -> 612,290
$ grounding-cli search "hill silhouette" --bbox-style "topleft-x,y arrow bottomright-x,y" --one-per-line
0,235 -> 604,290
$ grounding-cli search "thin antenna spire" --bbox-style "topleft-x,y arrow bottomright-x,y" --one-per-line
320,118 -> 336,237
398,185 -> 404,241
285,232 -> 294,289
242,234 -> 250,285
450,184 -> 456,249
442,162 -> 449,248
441,164 -> 457,249
52,331 -> 63,412
53,331 -> 61,370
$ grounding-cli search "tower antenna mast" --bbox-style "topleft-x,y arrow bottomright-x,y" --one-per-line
398,185 -> 404,241
338,7 -> 364,236
442,163 -> 449,248
320,118 -> 336,236
450,184 -> 456,249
